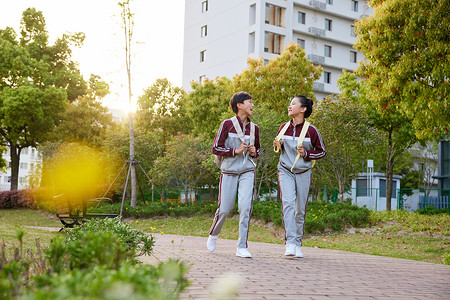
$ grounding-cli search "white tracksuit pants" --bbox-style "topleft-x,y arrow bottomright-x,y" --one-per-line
209,171 -> 255,249
278,164 -> 312,247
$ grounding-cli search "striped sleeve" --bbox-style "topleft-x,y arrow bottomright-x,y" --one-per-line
212,119 -> 235,157
305,124 -> 326,160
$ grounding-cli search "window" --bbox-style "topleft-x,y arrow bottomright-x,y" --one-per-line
297,38 -> 305,49
326,0 -> 333,4
20,163 -> 27,169
22,148 -> 29,155
265,4 -> 285,27
350,25 -> 356,37
7,176 -> 11,183
263,59 -> 270,66
298,12 -> 305,24
248,32 -> 255,53
4,176 -> 8,183
249,4 -> 256,25
356,179 -> 368,197
350,51 -> 357,63
264,31 -> 284,54
200,50 -> 206,62
201,25 -> 207,37
352,0 -> 358,12
324,45 -> 332,57
201,1 -> 208,13
19,177 -> 25,184
325,19 -> 332,31
380,179 -> 397,199
199,75 -> 206,84
324,71 -> 331,84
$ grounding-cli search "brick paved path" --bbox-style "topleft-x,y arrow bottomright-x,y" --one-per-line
139,233 -> 450,300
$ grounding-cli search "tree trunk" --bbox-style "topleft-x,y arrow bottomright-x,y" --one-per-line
9,145 -> 21,190
129,112 -> 137,207
161,188 -> 166,202
385,130 -> 395,211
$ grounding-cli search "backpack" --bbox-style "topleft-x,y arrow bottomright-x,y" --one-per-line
214,116 -> 255,168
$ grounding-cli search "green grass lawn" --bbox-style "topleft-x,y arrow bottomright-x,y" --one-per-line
0,209 -> 61,249
1,208 -> 449,264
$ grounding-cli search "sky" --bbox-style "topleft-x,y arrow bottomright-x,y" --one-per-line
0,0 -> 185,113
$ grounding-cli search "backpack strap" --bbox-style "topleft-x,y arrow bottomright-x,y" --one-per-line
231,116 -> 245,143
250,122 -> 255,146
291,120 -> 310,172
274,122 -> 291,153
231,116 -> 256,167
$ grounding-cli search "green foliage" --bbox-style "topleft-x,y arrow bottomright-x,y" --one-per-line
355,0 -> 449,140
0,217 -> 188,299
149,133 -> 211,191
31,260 -> 189,300
66,217 -> 155,259
184,77 -> 233,139
49,74 -> 114,146
415,205 -> 449,215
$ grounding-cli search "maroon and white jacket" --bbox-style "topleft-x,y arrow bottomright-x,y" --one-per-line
212,115 -> 261,174
276,119 -> 326,173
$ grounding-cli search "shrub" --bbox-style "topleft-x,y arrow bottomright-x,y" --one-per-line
0,189 -> 36,209
29,260 -> 189,300
1,219 -> 187,299
415,205 -> 449,215
66,217 -> 155,259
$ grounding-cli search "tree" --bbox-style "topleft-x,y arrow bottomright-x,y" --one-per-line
0,8 -> 87,190
135,78 -> 188,201
119,0 -> 138,207
339,70 -> 417,210
355,0 -> 449,140
184,77 -> 233,140
149,133 -> 210,202
310,96 -> 380,202
49,74 -> 114,146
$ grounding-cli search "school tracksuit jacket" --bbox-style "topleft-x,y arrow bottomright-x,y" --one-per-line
210,115 -> 261,249
276,119 -> 326,247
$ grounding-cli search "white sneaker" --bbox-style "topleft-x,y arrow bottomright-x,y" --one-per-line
295,246 -> 304,258
207,235 -> 219,252
236,247 -> 252,258
284,244 -> 296,256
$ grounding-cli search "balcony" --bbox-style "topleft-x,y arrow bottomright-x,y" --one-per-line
308,27 -> 325,37
308,54 -> 325,64
313,82 -> 325,91
309,0 -> 326,10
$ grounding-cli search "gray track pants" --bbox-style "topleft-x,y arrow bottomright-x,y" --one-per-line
209,171 -> 255,249
278,164 -> 312,247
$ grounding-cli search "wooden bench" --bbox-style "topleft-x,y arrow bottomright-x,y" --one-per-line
54,195 -> 119,231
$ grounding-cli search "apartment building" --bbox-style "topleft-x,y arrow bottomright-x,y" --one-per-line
182,0 -> 372,100
0,147 -> 41,190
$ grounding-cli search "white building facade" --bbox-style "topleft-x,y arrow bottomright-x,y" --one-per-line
183,0 -> 372,100
0,147 -> 41,190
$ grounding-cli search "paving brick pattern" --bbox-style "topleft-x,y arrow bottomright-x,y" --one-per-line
139,233 -> 450,300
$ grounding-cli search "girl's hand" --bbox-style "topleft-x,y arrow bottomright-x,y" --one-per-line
297,145 -> 306,157
235,142 -> 248,155
273,139 -> 284,148
248,145 -> 256,156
